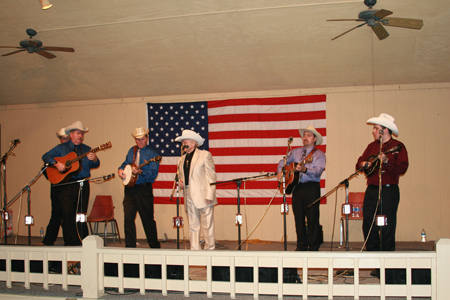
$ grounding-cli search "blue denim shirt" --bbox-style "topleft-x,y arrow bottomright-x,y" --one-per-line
42,140 -> 100,180
119,145 -> 160,185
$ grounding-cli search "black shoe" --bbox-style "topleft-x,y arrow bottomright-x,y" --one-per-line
370,269 -> 380,279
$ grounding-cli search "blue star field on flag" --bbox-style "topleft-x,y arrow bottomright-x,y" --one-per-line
147,102 -> 209,156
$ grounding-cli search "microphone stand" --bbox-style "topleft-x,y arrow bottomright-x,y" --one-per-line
53,174 -> 113,244
211,172 -> 276,250
1,140 -> 20,245
308,166 -> 366,251
378,132 -> 384,251
170,149 -> 185,249
279,140 -> 293,251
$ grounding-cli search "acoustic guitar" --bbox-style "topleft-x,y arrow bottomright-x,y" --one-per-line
283,156 -> 313,195
46,142 -> 112,184
364,144 -> 403,177
122,155 -> 162,187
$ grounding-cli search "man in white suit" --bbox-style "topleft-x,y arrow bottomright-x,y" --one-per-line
175,130 -> 217,250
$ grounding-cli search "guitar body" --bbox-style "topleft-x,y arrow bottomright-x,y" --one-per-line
46,152 -> 81,184
122,164 -> 138,187
363,144 -> 403,177
284,163 -> 299,195
282,155 -> 314,195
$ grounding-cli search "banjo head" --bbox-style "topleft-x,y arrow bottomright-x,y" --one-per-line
122,164 -> 133,185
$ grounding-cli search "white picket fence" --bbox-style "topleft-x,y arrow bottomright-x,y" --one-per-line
1,236 -> 449,299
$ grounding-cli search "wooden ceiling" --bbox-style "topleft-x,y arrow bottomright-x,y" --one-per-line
0,0 -> 448,106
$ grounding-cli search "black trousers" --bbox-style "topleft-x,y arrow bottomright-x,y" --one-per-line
292,181 -> 321,251
41,185 -> 63,245
58,180 -> 90,246
123,184 -> 160,248
363,184 -> 400,251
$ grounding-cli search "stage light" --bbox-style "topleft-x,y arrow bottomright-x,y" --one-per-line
76,213 -> 86,223
342,203 -> 352,215
24,215 -> 34,225
172,216 -> 184,227
39,0 -> 52,10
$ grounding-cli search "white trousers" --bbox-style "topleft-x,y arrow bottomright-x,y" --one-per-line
185,187 -> 215,250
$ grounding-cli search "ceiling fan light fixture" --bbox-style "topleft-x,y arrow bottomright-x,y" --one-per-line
39,0 -> 52,10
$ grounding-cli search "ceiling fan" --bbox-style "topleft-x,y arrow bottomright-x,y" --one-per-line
0,28 -> 74,59
328,0 -> 423,41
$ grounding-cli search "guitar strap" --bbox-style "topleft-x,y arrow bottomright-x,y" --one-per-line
302,148 -> 317,164
132,146 -> 138,166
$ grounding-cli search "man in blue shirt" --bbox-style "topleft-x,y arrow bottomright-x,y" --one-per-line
277,125 -> 326,251
42,121 -> 100,246
118,127 -> 161,248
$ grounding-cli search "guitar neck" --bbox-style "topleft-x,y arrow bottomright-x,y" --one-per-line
71,146 -> 103,164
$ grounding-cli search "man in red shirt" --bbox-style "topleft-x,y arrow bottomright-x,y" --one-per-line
356,113 -> 409,253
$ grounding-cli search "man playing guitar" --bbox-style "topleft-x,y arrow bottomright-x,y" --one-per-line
42,121 -> 100,246
277,125 -> 326,251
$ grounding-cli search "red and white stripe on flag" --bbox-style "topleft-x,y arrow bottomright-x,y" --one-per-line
150,95 -> 326,205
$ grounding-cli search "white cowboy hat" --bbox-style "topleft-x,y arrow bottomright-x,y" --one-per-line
367,113 -> 399,136
56,127 -> 68,138
175,129 -> 204,147
132,127 -> 149,138
299,125 -> 323,145
64,121 -> 88,135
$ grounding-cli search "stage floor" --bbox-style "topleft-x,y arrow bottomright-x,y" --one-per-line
1,235 -> 435,252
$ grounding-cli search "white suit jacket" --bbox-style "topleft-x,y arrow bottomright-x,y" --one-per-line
179,149 -> 218,209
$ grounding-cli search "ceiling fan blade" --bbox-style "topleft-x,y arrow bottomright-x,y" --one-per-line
382,17 -> 423,29
27,40 -> 40,47
371,23 -> 389,40
1,49 -> 26,57
331,22 -> 367,41
0,46 -> 21,49
372,9 -> 393,19
36,49 -> 56,59
327,19 -> 363,22
44,46 -> 75,52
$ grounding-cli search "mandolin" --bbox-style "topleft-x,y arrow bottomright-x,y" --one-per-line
283,156 -> 313,195
364,144 -> 403,177
122,155 -> 162,187
46,142 -> 112,184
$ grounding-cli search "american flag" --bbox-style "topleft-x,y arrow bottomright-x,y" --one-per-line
148,95 -> 326,205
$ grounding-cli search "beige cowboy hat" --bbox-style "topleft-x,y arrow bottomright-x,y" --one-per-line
367,113 -> 399,136
299,125 -> 323,145
132,127 -> 149,138
56,127 -> 68,138
175,129 -> 204,147
64,121 -> 89,135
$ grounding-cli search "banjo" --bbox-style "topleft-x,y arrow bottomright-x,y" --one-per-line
122,155 -> 161,187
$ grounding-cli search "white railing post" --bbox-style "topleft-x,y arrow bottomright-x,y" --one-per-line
81,235 -> 104,299
435,238 -> 450,300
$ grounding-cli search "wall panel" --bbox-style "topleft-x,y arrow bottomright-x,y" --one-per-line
1,83 -> 450,245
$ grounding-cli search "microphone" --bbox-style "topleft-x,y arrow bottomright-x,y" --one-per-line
103,173 -> 115,180
13,139 -> 20,143
287,137 -> 293,144
379,129 -> 383,135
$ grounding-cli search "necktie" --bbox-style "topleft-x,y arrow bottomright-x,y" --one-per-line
298,149 -> 307,183
301,149 -> 307,161
135,149 -> 140,166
